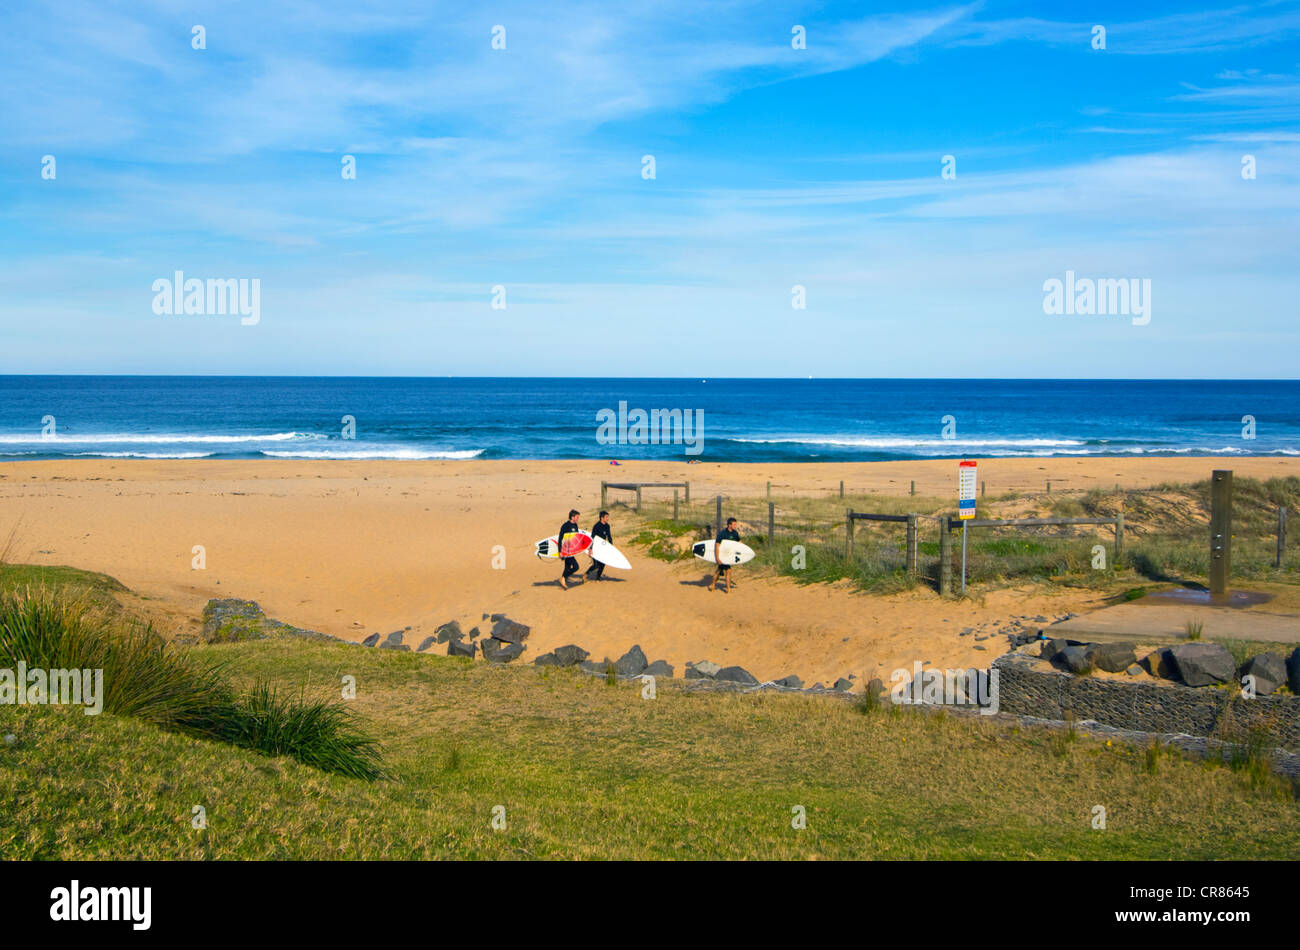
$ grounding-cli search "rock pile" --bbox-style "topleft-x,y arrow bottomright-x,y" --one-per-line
1038,637 -> 1300,695
196,600 -> 876,700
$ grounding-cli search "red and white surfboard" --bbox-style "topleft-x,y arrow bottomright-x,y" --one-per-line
535,531 -> 593,559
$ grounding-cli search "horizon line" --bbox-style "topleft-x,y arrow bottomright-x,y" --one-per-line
2,374 -> 1300,383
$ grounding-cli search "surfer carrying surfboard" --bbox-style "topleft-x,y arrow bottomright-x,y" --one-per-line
585,511 -> 613,581
708,518 -> 741,592
558,509 -> 583,589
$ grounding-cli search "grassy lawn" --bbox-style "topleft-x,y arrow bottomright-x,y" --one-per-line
3,635 -> 1297,860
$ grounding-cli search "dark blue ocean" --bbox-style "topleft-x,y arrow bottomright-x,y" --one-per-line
0,377 -> 1296,462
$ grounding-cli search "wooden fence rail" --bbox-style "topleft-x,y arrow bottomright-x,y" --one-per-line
601,480 -> 690,511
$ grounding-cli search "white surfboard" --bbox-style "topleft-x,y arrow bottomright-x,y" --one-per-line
692,539 -> 755,565
590,536 -> 631,570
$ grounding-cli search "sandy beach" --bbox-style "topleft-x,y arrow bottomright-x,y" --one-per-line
1,455 -> 1296,686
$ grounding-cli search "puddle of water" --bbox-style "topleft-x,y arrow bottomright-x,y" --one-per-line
1143,588 -> 1274,609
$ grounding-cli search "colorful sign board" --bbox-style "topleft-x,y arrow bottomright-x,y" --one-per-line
959,460 -> 977,520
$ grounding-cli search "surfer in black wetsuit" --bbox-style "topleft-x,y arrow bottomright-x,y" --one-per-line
558,509 -> 583,589
585,511 -> 612,580
708,517 -> 740,592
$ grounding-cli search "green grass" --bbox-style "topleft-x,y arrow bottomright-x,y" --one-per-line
0,563 -> 126,610
0,583 -> 382,780
3,637 -> 1297,859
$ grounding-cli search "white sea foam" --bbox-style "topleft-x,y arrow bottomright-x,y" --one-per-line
730,437 -> 1086,448
69,451 -> 215,459
0,431 -> 322,444
262,448 -> 483,460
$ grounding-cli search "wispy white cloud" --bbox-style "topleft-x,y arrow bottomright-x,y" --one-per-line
943,1 -> 1300,54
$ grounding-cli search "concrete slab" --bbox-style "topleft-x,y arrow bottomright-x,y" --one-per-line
1048,599 -> 1300,645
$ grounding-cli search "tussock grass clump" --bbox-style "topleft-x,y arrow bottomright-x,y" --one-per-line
0,587 -> 382,780
1226,726 -> 1278,791
1145,740 -> 1163,774
1050,714 -> 1079,758
0,589 -> 231,728
215,682 -> 383,781
854,686 -> 884,715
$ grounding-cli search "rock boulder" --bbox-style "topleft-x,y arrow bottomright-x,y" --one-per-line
1240,653 -> 1287,695
715,666 -> 759,686
489,619 -> 530,644
615,645 -> 648,676
1169,643 -> 1236,687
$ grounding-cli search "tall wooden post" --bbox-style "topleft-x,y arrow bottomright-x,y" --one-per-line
1277,506 -> 1287,569
715,495 -> 723,538
684,482 -> 690,504
981,480 -> 986,498
839,480 -> 844,498
766,481 -> 771,500
636,485 -> 642,512
1210,470 -> 1233,599
939,516 -> 953,596
1046,479 -> 1051,494
910,480 -> 915,496
906,513 -> 918,575
1115,511 -> 1124,559
673,489 -> 679,522
768,502 -> 775,541
846,510 -> 855,558
601,481 -> 607,509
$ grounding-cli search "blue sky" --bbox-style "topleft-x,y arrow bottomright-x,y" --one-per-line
1,0 -> 1298,377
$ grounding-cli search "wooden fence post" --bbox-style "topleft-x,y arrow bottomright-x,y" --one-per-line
1278,506 -> 1287,569
1115,511 -> 1124,559
939,516 -> 952,596
839,480 -> 844,498
716,495 -> 723,537
636,485 -> 642,512
685,482 -> 690,504
1046,480 -> 1051,494
981,480 -> 985,498
673,489 -> 679,522
768,501 -> 775,542
601,481 -> 607,509
906,513 -> 918,575
910,480 -> 915,497
846,509 -> 855,558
